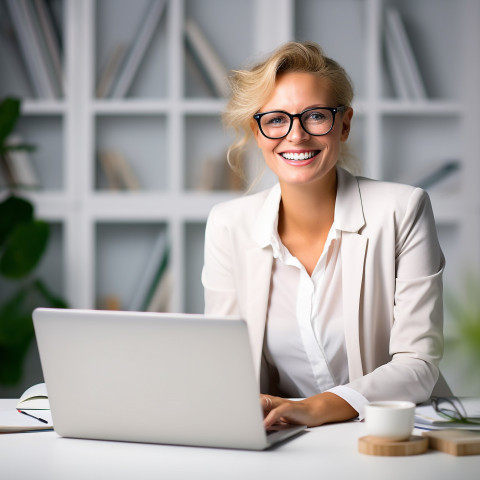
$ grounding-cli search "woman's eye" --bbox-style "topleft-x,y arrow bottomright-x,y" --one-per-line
308,112 -> 326,121
265,115 -> 288,126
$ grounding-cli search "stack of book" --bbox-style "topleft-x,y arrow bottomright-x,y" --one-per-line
0,135 -> 40,190
5,0 -> 64,99
384,7 -> 427,100
129,234 -> 171,313
98,149 -> 141,191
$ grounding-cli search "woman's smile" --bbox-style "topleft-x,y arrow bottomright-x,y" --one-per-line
278,149 -> 321,166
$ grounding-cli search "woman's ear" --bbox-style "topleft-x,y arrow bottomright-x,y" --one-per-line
340,107 -> 353,142
250,118 -> 261,145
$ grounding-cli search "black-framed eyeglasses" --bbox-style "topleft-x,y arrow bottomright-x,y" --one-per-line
253,106 -> 346,140
431,396 -> 480,425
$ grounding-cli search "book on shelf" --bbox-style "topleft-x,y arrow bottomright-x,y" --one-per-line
109,0 -> 167,99
0,155 -> 15,188
184,19 -> 229,98
384,7 -> 427,100
144,244 -> 170,312
397,159 -> 460,191
96,45 -> 127,98
1,135 -> 40,190
99,149 -> 141,191
146,267 -> 172,312
129,235 -> 170,312
414,160 -> 460,190
33,0 -> 64,96
5,0 -> 62,98
185,46 -> 219,97
197,151 -> 243,191
384,23 -> 410,100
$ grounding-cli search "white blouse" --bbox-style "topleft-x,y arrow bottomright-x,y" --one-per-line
261,191 -> 368,417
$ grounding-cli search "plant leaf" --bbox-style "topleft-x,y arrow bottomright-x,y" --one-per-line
0,338 -> 33,385
0,280 -> 68,386
0,195 -> 34,247
0,287 -> 30,345
0,97 -> 21,150
0,220 -> 50,278
0,287 -> 35,385
34,278 -> 69,308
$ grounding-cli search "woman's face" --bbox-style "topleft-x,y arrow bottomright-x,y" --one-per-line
252,72 -> 352,188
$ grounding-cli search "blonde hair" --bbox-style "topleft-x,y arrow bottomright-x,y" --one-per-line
223,41 -> 358,181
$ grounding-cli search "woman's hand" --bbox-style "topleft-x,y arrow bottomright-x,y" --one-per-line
261,392 -> 358,428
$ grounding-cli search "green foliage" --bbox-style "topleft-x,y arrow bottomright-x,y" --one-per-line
0,96 -> 68,385
0,97 -> 20,151
0,196 -> 33,245
1,219 -> 50,278
446,273 -> 480,361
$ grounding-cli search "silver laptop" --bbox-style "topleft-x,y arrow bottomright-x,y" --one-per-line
33,308 -> 306,450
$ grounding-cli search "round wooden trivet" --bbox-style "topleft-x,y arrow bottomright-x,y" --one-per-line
358,435 -> 428,456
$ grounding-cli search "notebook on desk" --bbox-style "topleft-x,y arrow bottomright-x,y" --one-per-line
32,308 -> 306,450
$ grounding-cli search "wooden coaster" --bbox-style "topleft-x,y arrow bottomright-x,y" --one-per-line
358,435 -> 428,456
422,429 -> 480,456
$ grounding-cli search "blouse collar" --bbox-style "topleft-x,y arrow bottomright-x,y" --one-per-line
252,166 -> 366,250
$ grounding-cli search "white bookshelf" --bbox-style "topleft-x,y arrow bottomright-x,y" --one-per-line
1,0 -> 479,394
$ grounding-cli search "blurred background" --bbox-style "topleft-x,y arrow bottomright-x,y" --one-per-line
0,0 -> 479,398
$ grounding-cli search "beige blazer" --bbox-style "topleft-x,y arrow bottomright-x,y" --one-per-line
202,167 -> 450,403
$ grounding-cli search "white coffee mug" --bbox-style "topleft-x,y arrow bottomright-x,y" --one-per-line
365,400 -> 415,441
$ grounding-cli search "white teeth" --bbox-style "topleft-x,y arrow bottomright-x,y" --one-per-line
281,151 -> 317,161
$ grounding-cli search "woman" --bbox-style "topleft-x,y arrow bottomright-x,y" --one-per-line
202,41 -> 448,428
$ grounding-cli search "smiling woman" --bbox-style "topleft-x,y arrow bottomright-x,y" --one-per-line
251,72 -> 352,192
202,41 -> 449,428
223,41 -> 356,182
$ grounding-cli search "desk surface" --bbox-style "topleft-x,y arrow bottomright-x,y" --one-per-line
1,399 -> 479,480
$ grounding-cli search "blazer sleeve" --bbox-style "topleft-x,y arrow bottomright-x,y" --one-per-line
345,188 -> 446,404
202,204 -> 240,316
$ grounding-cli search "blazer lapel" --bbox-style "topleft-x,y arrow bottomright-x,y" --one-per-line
245,245 -> 273,384
246,184 -> 280,382
336,167 -> 367,381
341,232 -> 367,380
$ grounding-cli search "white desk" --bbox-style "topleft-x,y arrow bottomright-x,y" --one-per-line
1,399 -> 478,480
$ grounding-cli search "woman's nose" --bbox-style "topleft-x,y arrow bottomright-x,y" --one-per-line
286,117 -> 310,142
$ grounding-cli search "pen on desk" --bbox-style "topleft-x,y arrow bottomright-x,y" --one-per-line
17,409 -> 49,424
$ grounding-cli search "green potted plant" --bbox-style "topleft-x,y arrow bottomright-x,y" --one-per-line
445,272 -> 480,394
0,96 -> 67,386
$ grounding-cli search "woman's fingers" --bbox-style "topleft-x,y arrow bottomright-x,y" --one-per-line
260,393 -> 359,428
261,395 -> 275,413
261,395 -> 309,427
263,400 -> 311,428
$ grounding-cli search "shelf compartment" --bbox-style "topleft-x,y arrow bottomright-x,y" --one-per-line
294,0 -> 368,100
0,0 -> 65,100
183,0 -> 255,99
94,0 -> 169,100
95,221 -> 169,311
95,114 -> 168,192
9,115 -> 65,191
381,0 -> 464,100
380,115 -> 461,191
184,114 -> 239,192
